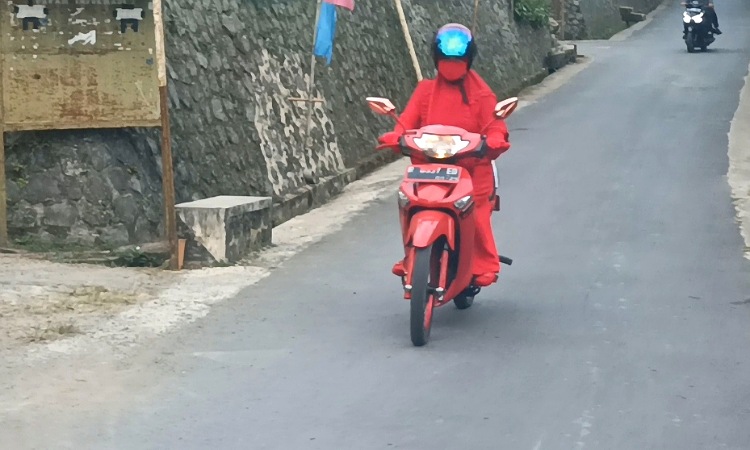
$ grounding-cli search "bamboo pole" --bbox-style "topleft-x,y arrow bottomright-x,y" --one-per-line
393,0 -> 423,82
153,0 -> 178,270
301,0 -> 324,154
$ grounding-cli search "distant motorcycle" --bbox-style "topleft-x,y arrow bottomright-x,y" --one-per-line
682,0 -> 715,53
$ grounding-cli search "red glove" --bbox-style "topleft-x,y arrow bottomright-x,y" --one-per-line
486,132 -> 509,151
377,131 -> 402,152
485,131 -> 510,159
378,131 -> 401,145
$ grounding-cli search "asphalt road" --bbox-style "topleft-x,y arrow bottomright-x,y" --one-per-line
40,1 -> 750,448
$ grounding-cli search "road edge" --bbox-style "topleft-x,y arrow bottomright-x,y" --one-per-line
727,61 -> 750,260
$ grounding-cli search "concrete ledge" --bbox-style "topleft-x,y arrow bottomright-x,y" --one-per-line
619,6 -> 646,26
177,195 -> 272,267
272,150 -> 399,227
546,44 -> 579,73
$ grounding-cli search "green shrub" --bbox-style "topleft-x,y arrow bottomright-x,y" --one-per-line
514,0 -> 550,29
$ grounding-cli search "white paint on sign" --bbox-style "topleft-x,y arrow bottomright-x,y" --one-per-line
115,8 -> 143,21
67,30 -> 96,45
14,5 -> 47,19
43,0 -> 129,4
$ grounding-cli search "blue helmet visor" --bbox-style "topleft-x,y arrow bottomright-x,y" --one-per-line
436,27 -> 472,58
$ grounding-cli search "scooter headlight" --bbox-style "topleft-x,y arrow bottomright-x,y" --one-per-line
683,12 -> 691,23
693,13 -> 703,23
454,195 -> 473,211
412,134 -> 470,159
397,189 -> 410,208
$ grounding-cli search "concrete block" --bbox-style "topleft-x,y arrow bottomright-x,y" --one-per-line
176,195 -> 272,266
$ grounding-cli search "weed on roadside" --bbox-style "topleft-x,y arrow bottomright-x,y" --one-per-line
24,321 -> 82,343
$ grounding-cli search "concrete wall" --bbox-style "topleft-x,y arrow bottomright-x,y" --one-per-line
5,0 -> 559,247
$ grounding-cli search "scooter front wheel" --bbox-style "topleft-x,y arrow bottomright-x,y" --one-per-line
410,245 -> 437,346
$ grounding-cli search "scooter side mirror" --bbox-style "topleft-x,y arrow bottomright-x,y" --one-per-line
494,97 -> 519,119
366,97 -> 398,116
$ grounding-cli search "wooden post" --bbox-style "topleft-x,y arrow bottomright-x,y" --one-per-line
560,0 -> 567,39
301,0 -> 324,154
0,49 -> 6,247
153,0 -> 178,270
0,126 -> 6,247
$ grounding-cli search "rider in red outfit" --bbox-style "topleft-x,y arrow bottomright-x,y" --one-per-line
378,23 -> 511,287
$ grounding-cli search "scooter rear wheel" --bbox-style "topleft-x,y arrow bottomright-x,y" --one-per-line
454,291 -> 475,310
410,245 -> 437,346
686,32 -> 695,53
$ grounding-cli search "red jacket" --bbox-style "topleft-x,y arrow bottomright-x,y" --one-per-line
391,70 -> 510,197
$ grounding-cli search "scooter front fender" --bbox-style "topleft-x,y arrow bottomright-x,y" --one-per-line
407,210 -> 455,249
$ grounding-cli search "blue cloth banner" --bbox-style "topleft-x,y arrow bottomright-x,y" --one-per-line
314,2 -> 337,65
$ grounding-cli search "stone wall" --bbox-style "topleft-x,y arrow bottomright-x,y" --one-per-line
560,0 -> 588,40
5,0 -> 560,248
576,0 -> 663,38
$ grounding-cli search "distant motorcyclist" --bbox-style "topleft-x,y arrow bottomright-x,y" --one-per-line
683,0 -> 721,36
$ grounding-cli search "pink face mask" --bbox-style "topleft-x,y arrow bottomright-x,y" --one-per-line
437,59 -> 469,82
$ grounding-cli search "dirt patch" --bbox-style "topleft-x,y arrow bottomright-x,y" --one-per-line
0,253 -> 169,352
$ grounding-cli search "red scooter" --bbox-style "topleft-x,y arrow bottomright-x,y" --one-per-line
367,95 -> 519,346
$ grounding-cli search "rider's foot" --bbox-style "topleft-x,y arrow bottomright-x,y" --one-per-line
473,272 -> 498,287
713,27 -> 722,34
392,260 -> 406,277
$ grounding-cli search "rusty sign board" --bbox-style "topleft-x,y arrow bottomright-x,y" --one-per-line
0,0 -> 160,131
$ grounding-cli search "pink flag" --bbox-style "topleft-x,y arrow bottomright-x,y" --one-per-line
323,0 -> 354,11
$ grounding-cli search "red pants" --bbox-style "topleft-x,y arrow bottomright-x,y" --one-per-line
471,193 -> 501,276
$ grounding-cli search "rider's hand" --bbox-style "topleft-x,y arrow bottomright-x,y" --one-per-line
378,131 -> 401,146
486,132 -> 510,151
377,131 -> 402,152
484,132 -> 510,160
